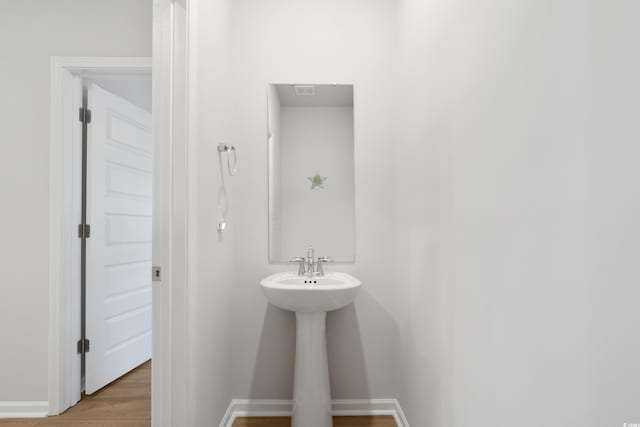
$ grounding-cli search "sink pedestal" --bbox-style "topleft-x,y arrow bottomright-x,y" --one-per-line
260,272 -> 362,427
293,311 -> 332,427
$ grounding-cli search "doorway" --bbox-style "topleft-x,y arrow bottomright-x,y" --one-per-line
48,57 -> 154,415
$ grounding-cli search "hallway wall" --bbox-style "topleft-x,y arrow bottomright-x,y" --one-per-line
0,0 -> 151,405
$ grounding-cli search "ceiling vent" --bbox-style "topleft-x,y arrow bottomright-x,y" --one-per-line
293,85 -> 316,96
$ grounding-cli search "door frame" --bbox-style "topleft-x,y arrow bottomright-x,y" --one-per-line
48,2 -> 192,426
49,55 -> 153,414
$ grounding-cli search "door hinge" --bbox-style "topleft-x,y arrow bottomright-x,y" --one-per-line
79,107 -> 92,124
77,338 -> 90,354
152,266 -> 162,282
77,224 -> 91,238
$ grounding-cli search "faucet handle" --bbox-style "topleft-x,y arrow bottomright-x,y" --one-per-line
289,257 -> 306,276
316,256 -> 333,276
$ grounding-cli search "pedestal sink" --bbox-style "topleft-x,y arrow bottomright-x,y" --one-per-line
260,272 -> 362,427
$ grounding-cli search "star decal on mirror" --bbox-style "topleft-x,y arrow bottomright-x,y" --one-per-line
308,172 -> 327,189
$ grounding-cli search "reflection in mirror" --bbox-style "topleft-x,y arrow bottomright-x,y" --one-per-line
268,84 -> 355,263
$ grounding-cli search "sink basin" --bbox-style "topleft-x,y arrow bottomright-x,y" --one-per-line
260,272 -> 361,313
260,271 -> 362,427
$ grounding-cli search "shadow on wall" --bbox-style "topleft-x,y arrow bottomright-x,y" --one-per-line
328,289 -> 401,399
249,288 -> 400,401
249,304 -> 296,398
326,303 -> 369,398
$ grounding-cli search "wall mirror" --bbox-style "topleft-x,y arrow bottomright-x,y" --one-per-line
268,84 -> 355,263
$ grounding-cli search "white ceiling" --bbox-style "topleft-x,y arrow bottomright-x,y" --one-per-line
88,74 -> 152,113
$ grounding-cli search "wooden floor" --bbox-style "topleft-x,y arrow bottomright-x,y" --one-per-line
0,361 -> 151,427
0,362 -> 396,427
233,416 -> 397,427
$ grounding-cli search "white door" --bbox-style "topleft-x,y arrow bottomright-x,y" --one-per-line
85,83 -> 153,394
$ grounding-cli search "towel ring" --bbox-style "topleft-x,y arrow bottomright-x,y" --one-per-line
217,143 -> 237,176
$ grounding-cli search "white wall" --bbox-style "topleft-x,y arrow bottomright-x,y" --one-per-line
587,0 -> 640,423
188,0 -> 235,424
395,0 -> 640,426
228,0 -> 400,400
276,106 -> 355,261
0,0 -> 151,404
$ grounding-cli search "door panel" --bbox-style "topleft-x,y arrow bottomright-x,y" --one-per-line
85,83 -> 152,395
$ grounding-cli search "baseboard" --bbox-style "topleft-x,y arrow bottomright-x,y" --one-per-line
220,399 -> 409,427
333,399 -> 409,426
0,401 -> 49,418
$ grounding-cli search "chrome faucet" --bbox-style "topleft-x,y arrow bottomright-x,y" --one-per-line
290,247 -> 333,277
306,247 -> 315,277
